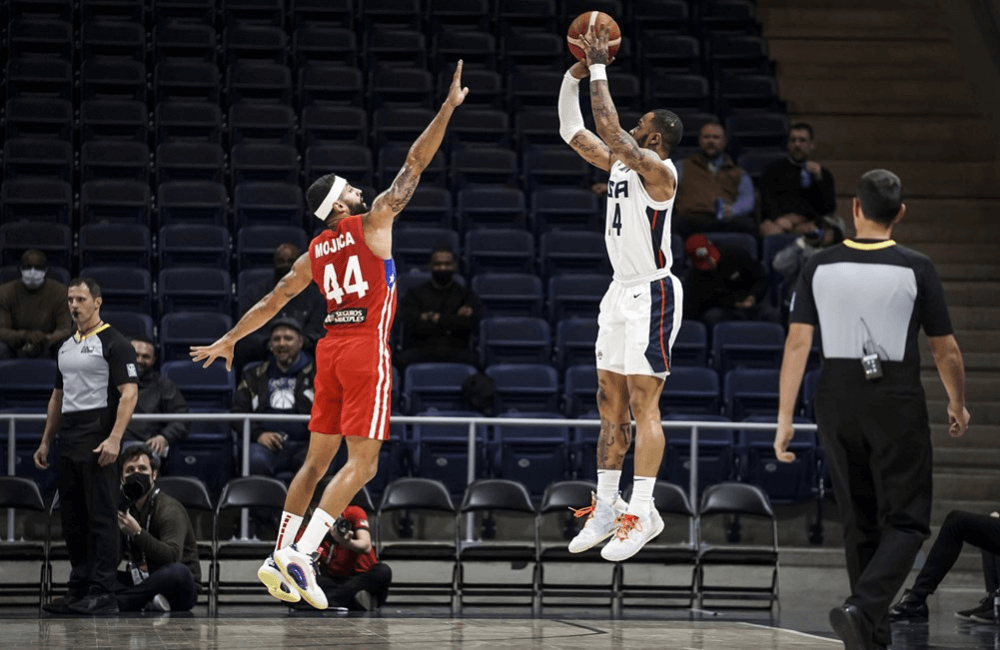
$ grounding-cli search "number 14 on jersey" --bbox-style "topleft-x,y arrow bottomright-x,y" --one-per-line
323,255 -> 369,304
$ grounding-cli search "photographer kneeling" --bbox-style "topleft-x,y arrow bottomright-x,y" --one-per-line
116,444 -> 201,612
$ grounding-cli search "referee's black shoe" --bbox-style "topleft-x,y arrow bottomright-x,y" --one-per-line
888,589 -> 929,621
67,590 -> 119,615
829,604 -> 874,650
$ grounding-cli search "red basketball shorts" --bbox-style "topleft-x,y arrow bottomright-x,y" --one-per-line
309,334 -> 393,440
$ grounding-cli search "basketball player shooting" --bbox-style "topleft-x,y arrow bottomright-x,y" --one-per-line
190,61 -> 469,609
559,21 -> 685,561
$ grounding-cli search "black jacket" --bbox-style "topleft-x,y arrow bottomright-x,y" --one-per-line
122,488 -> 201,582
759,158 -> 837,222
684,247 -> 768,317
124,371 -> 189,446
402,280 -> 482,350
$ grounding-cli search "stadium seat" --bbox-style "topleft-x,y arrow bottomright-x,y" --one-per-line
297,64 -> 364,107
80,60 -> 147,102
155,142 -> 225,185
370,67 -> 433,109
159,224 -> 232,270
673,111 -> 721,148
302,106 -> 368,147
233,182 -> 304,229
155,102 -> 224,144
508,70 -> 565,110
155,61 -> 221,105
645,73 -> 712,112
226,62 -> 293,106
5,58 -> 73,101
0,222 -> 72,269
153,22 -> 217,64
540,230 -> 610,279
161,312 -> 234,362
432,29 -> 496,73
547,274 -> 608,322
480,317 -> 551,367
701,0 -> 759,34
640,33 -> 700,76
291,0 -> 352,27
514,109 -> 563,151
426,0 -> 491,32
487,363 -> 560,414
436,68 -> 503,110
708,232 -> 758,261
373,108 -> 436,148
236,225 -> 309,271
662,413 -> 736,494
718,75 -> 781,113
450,147 -> 517,188
292,25 -> 357,68
504,33 -> 563,72
472,273 -> 544,318
161,361 -> 235,412
81,20 -> 145,61
230,143 -> 300,187
78,267 -> 151,313
78,223 -> 151,269
530,188 -> 601,234
0,360 -> 57,410
80,100 -> 148,143
411,410 -> 488,498
153,0 -> 216,25
446,109 -> 511,152
388,186 -> 452,228
661,366 -> 720,416
710,34 -> 770,75
1,179 -> 72,225
403,363 -> 478,413
159,268 -> 233,315
724,368 -> 781,420
711,321 -> 785,374
523,147 -> 591,191
223,25 -> 286,66
222,0 -> 285,26
3,138 -> 73,183
157,181 -> 229,227
8,18 -> 74,60
727,113 -> 788,152
672,319 -> 709,367
491,412 -> 571,499
81,141 -> 150,184
4,98 -> 73,141
555,318 -> 598,372
465,229 -> 535,275
377,145 -> 446,188
739,416 -> 818,505
229,104 -> 296,145
304,144 -> 373,186
235,268 -> 274,316
563,364 -> 597,417
392,226 -> 460,273
498,0 -> 558,34
738,150 -> 788,183
365,28 -> 427,71
82,0 -> 147,23
102,311 -> 155,342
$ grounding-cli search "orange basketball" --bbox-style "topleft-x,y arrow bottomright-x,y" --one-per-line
566,11 -> 621,62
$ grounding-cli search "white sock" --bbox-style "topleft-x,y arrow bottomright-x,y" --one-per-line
629,476 -> 656,518
295,508 -> 336,556
275,511 -> 303,551
596,469 -> 621,505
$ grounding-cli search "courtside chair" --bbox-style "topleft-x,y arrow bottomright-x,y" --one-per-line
377,478 -> 458,610
456,479 -> 538,613
697,482 -> 780,611
211,476 -> 286,614
156,476 -> 214,606
0,477 -> 47,613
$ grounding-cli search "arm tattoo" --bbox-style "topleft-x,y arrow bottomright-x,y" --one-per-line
387,166 -> 418,213
597,418 -> 632,469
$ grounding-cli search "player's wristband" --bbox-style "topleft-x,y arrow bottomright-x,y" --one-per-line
589,64 -> 607,82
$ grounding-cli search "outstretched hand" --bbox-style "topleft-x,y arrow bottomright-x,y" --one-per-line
445,59 -> 469,108
580,24 -> 612,67
189,337 -> 235,372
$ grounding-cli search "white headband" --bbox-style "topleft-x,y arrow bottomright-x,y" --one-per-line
314,175 -> 348,220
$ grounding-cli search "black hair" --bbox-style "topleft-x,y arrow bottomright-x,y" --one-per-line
120,443 -> 161,472
430,245 -> 455,259
856,169 -> 903,227
68,277 -> 102,298
650,109 -> 683,153
20,249 -> 47,268
130,336 -> 157,350
789,122 -> 814,140
305,173 -> 341,218
700,119 -> 724,133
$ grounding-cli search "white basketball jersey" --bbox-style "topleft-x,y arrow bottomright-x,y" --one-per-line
604,157 -> 677,284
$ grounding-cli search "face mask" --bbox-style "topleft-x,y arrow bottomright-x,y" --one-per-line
122,472 -> 152,503
431,270 -> 454,285
21,269 -> 45,290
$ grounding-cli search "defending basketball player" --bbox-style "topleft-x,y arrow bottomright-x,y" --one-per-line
559,23 -> 684,561
190,61 -> 469,609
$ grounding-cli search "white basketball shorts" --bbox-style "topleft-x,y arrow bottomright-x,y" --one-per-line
595,274 -> 683,378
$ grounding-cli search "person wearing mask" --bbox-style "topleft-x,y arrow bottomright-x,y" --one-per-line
232,318 -> 315,481
759,123 -> 838,236
0,249 -> 72,359
114,444 -> 200,613
395,246 -> 482,370
123,337 -> 189,460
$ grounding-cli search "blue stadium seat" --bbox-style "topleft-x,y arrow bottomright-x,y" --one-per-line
3,138 -> 73,182
663,413 -> 736,494
231,143 -> 300,187
739,415 -> 817,505
465,229 -> 534,275
229,104 -> 296,145
161,312 -> 234,362
710,34 -> 770,74
547,274 -> 608,322
724,368 -> 780,421
153,0 -> 216,25
80,100 -> 147,143
158,268 -> 233,315
640,33 -> 700,76
6,58 -> 73,101
761,231 -> 799,306
403,363 -> 478,413
233,183 -> 305,229
1,179 -> 72,225
450,148 -> 518,188
302,106 -> 368,147
102,310 -> 155,342
80,60 -> 147,102
480,317 -> 551,367
645,73 -> 712,112
514,109 -> 562,151
237,225 -> 310,271
78,267 -> 151,314
155,142 -> 225,185
447,109 -> 511,151
153,22 -> 217,64
708,232 -> 758,261
80,180 -> 151,225
800,369 -> 820,421
4,97 -> 73,141
304,144 -> 372,186
0,360 -> 57,410
555,318 -> 598,372
81,141 -> 150,184
292,25 -> 357,68
161,361 -> 235,412
727,113 -> 788,152
166,431 -> 234,499
530,188 -> 601,234
82,0 -> 146,24
661,366 -> 720,416
0,222 -> 72,269
226,62 -> 293,106
672,319 -> 708,367
391,187 -> 452,228
392,226 -> 460,274
155,101 -> 224,144
718,75 -> 781,113
411,409 -> 488,498
81,19 -> 145,61
487,363 -> 560,414
522,147 -> 591,191
159,224 -> 232,270
158,181 -> 229,227
235,268 -> 274,316
78,223 -> 151,268
369,67 -> 433,109
508,70 -> 565,110
154,61 -> 221,105
491,412 -> 571,499
223,25 -> 287,66
297,64 -> 364,107
563,364 -> 597,417
376,144 -> 446,188
711,321 -> 785,374
540,230 -> 610,279
472,273 -> 544,318
737,149 -> 788,183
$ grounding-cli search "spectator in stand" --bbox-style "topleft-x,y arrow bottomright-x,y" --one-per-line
0,250 -> 72,359
673,121 -> 757,238
293,499 -> 392,612
395,246 -> 482,370
234,243 -> 326,377
123,338 -> 189,460
683,234 -> 778,331
232,318 -> 315,482
772,215 -> 846,312
759,123 -> 837,237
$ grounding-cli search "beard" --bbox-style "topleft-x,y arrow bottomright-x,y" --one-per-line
345,198 -> 370,215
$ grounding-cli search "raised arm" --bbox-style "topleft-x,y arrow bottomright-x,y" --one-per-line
366,60 -> 469,233
559,62 -> 612,172
189,253 -> 313,370
580,26 -> 674,192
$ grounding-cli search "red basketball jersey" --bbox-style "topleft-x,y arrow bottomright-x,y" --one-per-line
308,215 -> 397,338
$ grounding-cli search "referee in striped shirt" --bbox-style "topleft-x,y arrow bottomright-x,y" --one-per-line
773,170 -> 970,650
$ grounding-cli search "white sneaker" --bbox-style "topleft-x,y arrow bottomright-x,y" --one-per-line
600,505 -> 665,562
258,554 -> 301,603
273,544 -> 328,610
568,493 -> 629,553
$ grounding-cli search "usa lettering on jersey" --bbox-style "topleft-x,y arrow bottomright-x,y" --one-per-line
607,179 -> 629,198
313,231 -> 356,257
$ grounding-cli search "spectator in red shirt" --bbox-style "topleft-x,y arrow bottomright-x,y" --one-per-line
293,504 -> 392,611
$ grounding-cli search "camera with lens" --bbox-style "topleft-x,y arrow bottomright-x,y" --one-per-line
119,477 -> 146,512
333,517 -> 352,537
804,226 -> 825,245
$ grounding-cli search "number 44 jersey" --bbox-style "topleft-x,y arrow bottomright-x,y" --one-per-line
309,214 -> 398,339
604,158 -> 677,284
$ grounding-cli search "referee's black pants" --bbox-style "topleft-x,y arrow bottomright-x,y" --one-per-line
57,414 -> 121,597
815,364 -> 932,647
